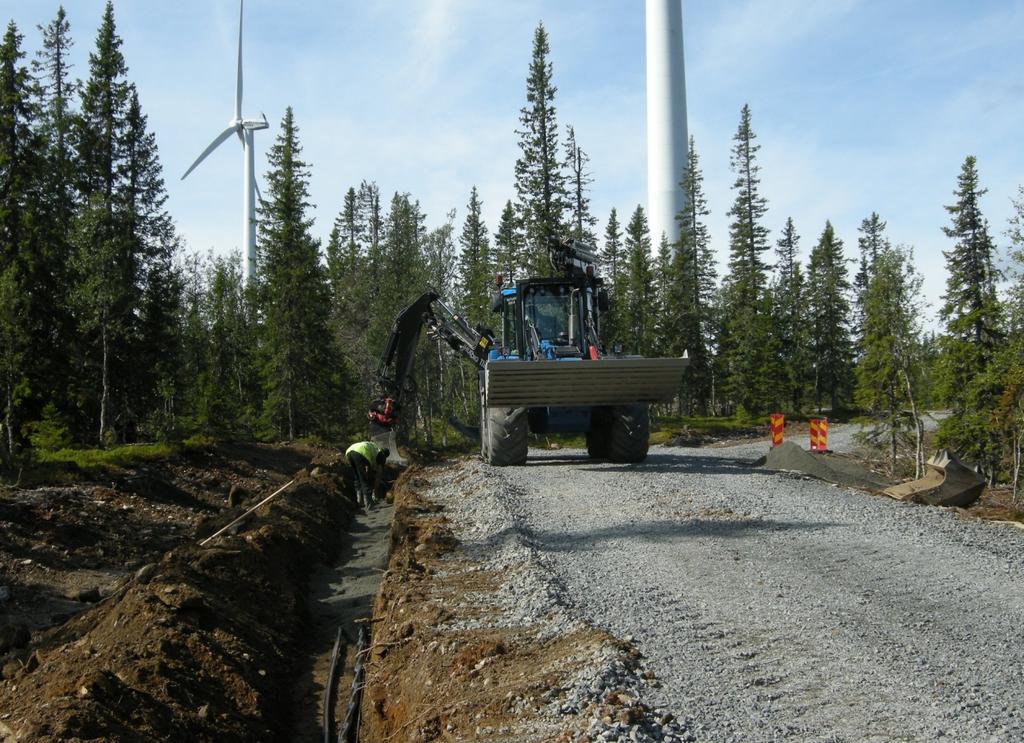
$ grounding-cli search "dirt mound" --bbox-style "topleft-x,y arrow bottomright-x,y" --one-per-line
761,441 -> 892,491
0,464 -> 356,742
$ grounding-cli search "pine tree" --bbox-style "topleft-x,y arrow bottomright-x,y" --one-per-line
514,23 -> 567,275
457,186 -> 492,326
493,199 -> 522,284
855,244 -> 926,474
563,124 -> 597,244
622,206 -> 654,355
719,105 -> 773,414
807,221 -> 853,412
671,137 -> 717,414
771,217 -> 807,412
258,107 -> 344,438
600,207 -> 625,347
852,212 -> 889,350
935,156 -> 1003,478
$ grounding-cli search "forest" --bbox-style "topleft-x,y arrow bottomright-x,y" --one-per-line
0,4 -> 1021,493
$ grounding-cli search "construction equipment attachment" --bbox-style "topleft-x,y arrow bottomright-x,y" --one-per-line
883,449 -> 986,507
483,357 -> 688,408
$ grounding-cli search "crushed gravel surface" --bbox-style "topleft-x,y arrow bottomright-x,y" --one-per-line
431,423 -> 1024,741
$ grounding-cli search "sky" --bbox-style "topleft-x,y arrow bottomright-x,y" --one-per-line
3,0 -> 1023,326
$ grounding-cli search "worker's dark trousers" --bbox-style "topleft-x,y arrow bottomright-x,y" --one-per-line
347,452 -> 372,505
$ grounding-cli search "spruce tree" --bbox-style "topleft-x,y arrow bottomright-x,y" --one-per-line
622,206 -> 654,355
771,217 -> 807,412
652,234 -> 674,358
72,1 -> 135,442
563,124 -> 597,244
935,156 -> 1003,477
326,186 -> 368,374
0,21 -> 44,456
852,212 -> 889,350
997,187 -> 1024,494
121,87 -> 182,436
31,7 -> 79,413
258,107 -> 344,438
493,199 -> 522,284
600,207 -> 625,347
807,221 -> 853,412
719,105 -> 773,414
855,244 -> 926,474
457,186 -> 492,326
33,6 -> 78,240
514,23 -> 567,274
183,252 -> 260,436
671,137 -> 717,414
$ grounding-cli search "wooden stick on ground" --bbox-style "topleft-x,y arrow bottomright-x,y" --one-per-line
198,479 -> 296,547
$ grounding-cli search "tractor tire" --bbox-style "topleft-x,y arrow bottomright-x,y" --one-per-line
606,404 -> 650,463
484,406 -> 528,466
586,410 -> 610,459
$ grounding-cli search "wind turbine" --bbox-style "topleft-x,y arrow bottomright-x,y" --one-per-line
182,0 -> 269,284
645,0 -> 688,248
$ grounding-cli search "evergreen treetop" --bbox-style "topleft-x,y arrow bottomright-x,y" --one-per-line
725,104 -> 770,301
514,22 -> 567,274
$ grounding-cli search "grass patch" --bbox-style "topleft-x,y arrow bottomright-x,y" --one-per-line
35,442 -> 181,470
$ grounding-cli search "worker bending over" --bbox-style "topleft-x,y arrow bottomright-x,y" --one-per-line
345,441 -> 389,508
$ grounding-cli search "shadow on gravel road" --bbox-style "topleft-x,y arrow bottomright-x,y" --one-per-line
482,516 -> 838,552
522,451 -> 759,476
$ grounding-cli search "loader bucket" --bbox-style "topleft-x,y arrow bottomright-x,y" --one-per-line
483,357 -> 689,408
882,449 -> 986,507
369,422 -> 406,466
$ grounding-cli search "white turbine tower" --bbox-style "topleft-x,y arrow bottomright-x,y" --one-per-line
182,0 -> 268,284
645,0 -> 688,247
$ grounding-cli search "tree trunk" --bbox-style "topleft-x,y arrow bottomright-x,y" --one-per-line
5,373 -> 13,464
899,363 -> 924,479
890,429 -> 898,476
1012,422 -> 1021,502
287,377 -> 295,440
100,320 -> 110,445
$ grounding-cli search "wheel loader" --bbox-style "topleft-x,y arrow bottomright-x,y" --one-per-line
369,237 -> 688,465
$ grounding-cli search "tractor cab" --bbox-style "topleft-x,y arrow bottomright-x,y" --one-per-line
491,276 -> 611,361
493,278 -> 599,360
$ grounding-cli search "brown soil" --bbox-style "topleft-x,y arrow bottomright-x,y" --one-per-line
0,443 -> 320,641
954,486 -> 1024,527
0,444 -> 370,741
358,469 -> 655,742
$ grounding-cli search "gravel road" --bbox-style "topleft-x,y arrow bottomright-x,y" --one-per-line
436,424 -> 1024,741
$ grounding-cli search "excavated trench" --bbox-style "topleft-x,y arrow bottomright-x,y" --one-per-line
0,451 -> 399,742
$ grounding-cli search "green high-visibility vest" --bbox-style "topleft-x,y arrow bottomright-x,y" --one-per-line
346,441 -> 382,466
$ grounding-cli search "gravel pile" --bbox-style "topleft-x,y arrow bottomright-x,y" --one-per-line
426,461 -> 694,741
431,422 -> 1024,741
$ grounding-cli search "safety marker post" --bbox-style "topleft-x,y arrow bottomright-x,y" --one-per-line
769,413 -> 784,447
809,418 -> 828,452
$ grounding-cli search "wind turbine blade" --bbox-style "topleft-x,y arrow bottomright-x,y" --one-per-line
235,0 -> 244,122
254,181 -> 266,208
181,125 -> 237,180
